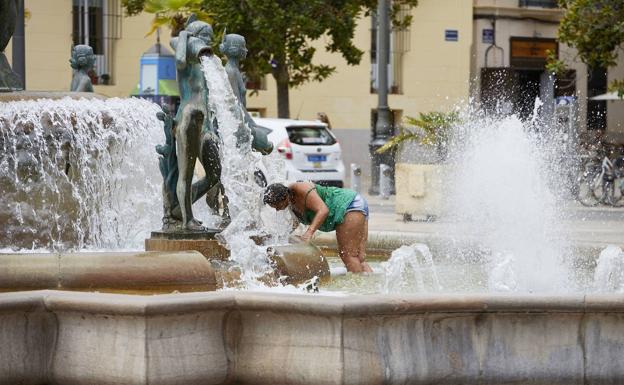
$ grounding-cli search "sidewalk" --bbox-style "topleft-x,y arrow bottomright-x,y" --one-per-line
359,191 -> 624,248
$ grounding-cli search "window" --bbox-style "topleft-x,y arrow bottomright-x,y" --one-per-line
555,69 -> 576,97
286,126 -> 337,146
370,6 -> 410,94
518,0 -> 558,8
72,0 -> 122,85
587,67 -> 607,130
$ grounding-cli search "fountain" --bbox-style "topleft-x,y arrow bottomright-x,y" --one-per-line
3,9 -> 624,385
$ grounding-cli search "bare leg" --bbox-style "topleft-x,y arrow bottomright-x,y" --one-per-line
358,220 -> 373,273
199,131 -> 224,218
175,108 -> 203,231
335,212 -> 368,273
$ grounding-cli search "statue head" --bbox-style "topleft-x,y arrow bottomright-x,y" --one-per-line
69,45 -> 96,71
186,20 -> 214,46
219,34 -> 247,60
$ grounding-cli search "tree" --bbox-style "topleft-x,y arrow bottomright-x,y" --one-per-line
122,0 -> 211,37
548,0 -> 624,97
376,111 -> 459,156
122,0 -> 418,118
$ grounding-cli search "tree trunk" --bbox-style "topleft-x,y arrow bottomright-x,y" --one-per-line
276,79 -> 290,118
272,61 -> 290,118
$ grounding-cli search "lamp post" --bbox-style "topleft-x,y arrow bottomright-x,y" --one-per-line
369,0 -> 394,195
12,0 -> 25,88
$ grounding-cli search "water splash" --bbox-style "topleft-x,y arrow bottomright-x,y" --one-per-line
593,245 -> 624,292
382,243 -> 441,293
201,56 -> 274,282
0,97 -> 162,250
445,112 -> 572,292
488,252 -> 518,292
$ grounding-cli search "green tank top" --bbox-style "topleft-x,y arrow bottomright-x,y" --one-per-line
299,184 -> 357,232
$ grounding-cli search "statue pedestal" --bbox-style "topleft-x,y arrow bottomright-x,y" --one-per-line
145,229 -> 229,261
145,230 -> 331,287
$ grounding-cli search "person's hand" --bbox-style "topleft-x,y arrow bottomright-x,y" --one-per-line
289,235 -> 304,243
301,230 -> 314,243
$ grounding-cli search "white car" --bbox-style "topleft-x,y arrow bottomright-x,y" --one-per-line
254,118 -> 345,187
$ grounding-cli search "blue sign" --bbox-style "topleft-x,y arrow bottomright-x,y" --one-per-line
445,29 -> 458,42
482,29 -> 494,44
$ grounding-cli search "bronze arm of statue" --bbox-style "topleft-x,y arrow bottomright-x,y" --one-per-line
220,33 -> 273,155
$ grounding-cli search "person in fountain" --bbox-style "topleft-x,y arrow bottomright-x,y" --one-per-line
69,45 -> 95,92
264,182 -> 373,273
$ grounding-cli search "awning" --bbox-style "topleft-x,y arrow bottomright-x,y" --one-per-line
590,91 -> 624,101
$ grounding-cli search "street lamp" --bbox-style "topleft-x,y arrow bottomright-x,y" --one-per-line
12,0 -> 25,88
369,0 -> 394,195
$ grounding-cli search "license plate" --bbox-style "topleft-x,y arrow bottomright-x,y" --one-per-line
307,155 -> 327,162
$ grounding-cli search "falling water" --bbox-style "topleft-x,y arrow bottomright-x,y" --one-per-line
593,245 -> 624,292
200,55 -> 275,282
382,243 -> 441,293
0,97 -> 162,250
445,112 -> 573,292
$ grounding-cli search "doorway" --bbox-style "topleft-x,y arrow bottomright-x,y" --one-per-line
514,70 -> 542,121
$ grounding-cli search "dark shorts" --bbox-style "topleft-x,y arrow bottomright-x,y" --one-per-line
345,194 -> 369,220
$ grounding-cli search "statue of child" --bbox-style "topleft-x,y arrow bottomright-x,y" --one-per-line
69,45 -> 95,92
220,34 -> 273,155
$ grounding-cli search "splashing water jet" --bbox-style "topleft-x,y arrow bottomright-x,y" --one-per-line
444,112 -> 573,292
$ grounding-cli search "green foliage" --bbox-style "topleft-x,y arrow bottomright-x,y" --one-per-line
122,0 -> 211,36
377,111 -> 459,154
556,0 -> 624,96
545,49 -> 567,76
608,79 -> 624,98
122,0 -> 147,16
121,0 -> 419,117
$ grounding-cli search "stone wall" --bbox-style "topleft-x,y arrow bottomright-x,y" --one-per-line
2,290 -> 624,384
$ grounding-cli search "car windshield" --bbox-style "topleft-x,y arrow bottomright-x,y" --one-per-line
286,125 -> 336,146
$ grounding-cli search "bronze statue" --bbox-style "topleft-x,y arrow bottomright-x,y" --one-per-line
69,45 -> 95,92
0,0 -> 22,91
220,33 -> 273,155
155,18 -> 275,232
168,17 -> 219,231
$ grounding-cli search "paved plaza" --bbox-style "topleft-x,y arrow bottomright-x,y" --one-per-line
363,192 -> 624,248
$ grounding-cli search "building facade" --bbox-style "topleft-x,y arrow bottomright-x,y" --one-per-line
472,0 -> 624,143
4,0 -> 623,180
4,0 -> 170,98
247,0 -> 474,129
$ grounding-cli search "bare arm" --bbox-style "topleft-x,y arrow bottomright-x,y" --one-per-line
173,32 -> 189,70
291,182 -> 328,241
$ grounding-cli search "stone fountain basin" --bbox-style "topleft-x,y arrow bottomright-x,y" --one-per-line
1,290 -> 624,384
0,245 -> 329,294
0,91 -> 106,102
0,251 -> 217,293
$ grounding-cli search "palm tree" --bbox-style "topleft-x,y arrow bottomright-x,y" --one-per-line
377,111 -> 459,156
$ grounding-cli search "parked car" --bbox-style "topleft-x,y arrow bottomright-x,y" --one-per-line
254,118 -> 345,187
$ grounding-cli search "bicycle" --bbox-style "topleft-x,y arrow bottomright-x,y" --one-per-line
577,154 -> 624,207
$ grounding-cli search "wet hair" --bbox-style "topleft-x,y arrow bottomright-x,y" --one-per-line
263,183 -> 290,205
